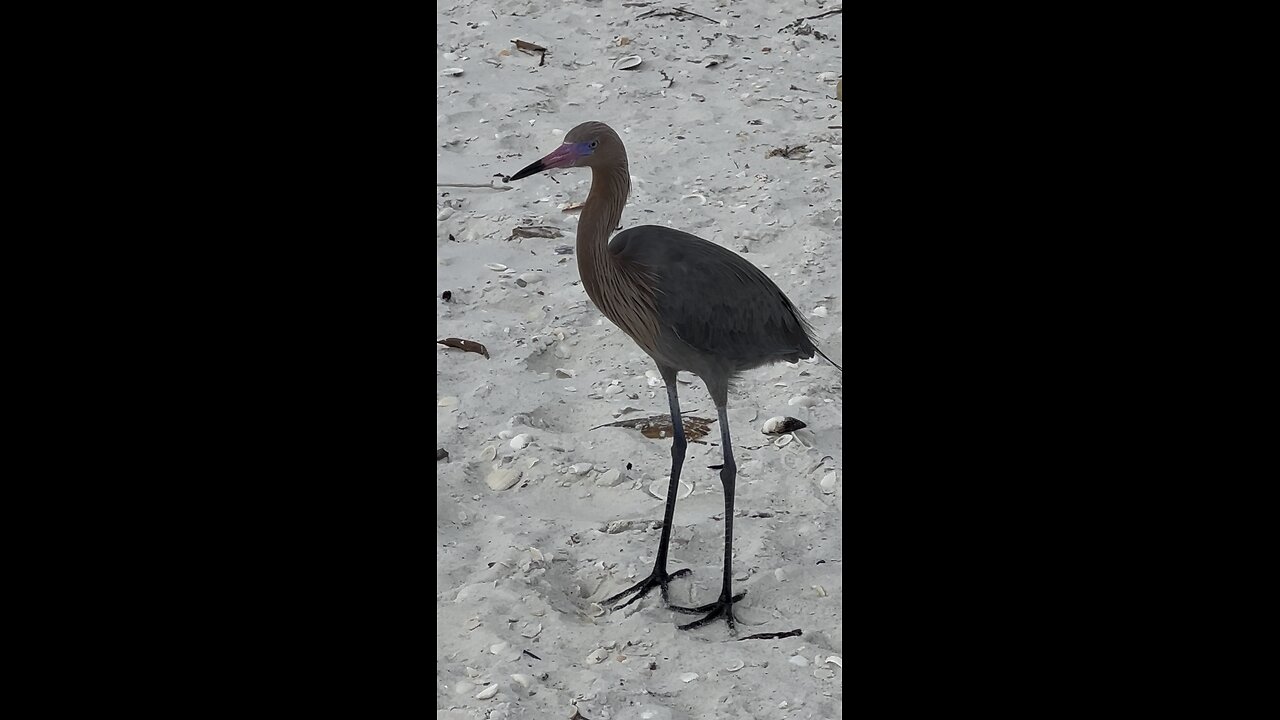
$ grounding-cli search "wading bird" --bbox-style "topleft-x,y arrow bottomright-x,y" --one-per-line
506,122 -> 839,631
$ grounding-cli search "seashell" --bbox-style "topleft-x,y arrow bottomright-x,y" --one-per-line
597,468 -> 624,487
588,602 -> 606,617
481,445 -> 497,462
474,684 -> 498,699
647,377 -> 662,387
486,263 -> 508,271
555,368 -> 575,378
442,67 -> 465,76
438,396 -> 459,407
813,584 -> 827,597
676,371 -> 693,384
825,655 -> 842,667
647,478 -> 693,500
788,655 -> 809,667
510,673 -> 533,688
820,472 -> 838,494
774,434 -> 794,447
679,672 -> 699,683
569,463 -> 593,475
517,272 -> 544,286
814,668 -> 835,679
762,416 -> 807,434
812,306 -> 828,317
587,648 -> 609,664
489,642 -> 509,655
725,660 -> 745,672
498,430 -> 514,440
437,207 -> 455,220
510,433 -> 532,450
521,623 -> 542,638
788,395 -> 818,407
614,55 -> 643,70
774,568 -> 787,582
485,468 -> 522,491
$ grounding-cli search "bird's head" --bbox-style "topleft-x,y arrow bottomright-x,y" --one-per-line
505,121 -> 624,181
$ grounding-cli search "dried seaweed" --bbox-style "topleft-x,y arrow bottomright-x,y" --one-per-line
766,144 -> 810,159
590,413 -> 716,441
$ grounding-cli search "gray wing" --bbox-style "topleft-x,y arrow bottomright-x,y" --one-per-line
610,225 -> 818,370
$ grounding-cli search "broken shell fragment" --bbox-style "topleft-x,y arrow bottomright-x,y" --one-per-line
820,472 -> 838,494
725,660 -> 745,672
614,55 -> 643,70
762,416 -> 808,434
788,655 -> 809,667
489,642 -> 509,655
568,462 -> 593,475
485,263 -> 508,271
510,433 -> 532,450
587,648 -> 609,664
521,623 -> 543,638
474,684 -> 498,699
679,672 -> 699,683
481,445 -> 497,462
825,655 -> 843,667
442,67 -> 465,76
774,434 -> 794,447
647,478 -> 693,501
510,673 -> 533,688
485,468 -> 522,491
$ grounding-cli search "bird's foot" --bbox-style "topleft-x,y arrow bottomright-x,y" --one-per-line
671,589 -> 747,631
604,567 -> 692,610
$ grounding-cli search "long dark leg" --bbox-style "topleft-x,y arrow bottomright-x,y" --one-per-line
604,368 -> 692,609
671,402 -> 745,631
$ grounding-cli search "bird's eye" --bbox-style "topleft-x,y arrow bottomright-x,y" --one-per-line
589,140 -> 598,149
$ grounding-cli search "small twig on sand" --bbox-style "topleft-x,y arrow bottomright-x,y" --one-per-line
804,8 -> 843,21
737,628 -> 803,641
638,7 -> 718,24
828,125 -> 842,129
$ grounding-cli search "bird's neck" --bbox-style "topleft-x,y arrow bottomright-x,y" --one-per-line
579,165 -> 630,247
577,164 -> 630,298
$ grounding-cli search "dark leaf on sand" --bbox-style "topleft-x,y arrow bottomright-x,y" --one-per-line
437,337 -> 490,359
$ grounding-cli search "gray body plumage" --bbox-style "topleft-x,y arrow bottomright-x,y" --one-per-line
608,225 -> 821,401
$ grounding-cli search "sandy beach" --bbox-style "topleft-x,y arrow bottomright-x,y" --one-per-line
437,2 -> 842,717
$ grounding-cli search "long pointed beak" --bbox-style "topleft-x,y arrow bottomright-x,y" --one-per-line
506,143 -> 579,182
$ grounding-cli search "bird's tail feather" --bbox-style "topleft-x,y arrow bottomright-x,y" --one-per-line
814,345 -> 841,371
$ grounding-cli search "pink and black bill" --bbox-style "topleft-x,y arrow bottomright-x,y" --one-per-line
504,143 -> 585,182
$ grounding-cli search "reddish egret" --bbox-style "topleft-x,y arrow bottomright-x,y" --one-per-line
507,121 -> 839,631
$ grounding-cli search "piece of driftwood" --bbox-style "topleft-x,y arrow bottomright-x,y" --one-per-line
437,337 -> 490,359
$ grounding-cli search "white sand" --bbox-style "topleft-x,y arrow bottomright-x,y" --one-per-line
437,2 -> 842,718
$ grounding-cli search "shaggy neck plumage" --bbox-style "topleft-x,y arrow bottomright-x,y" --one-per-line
577,162 -> 631,306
